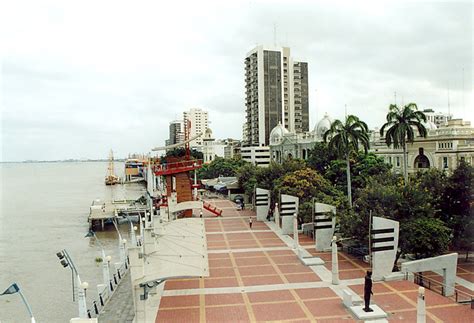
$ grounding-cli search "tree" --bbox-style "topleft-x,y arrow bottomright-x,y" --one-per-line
198,157 -> 247,179
276,167 -> 346,223
163,147 -> 203,160
323,115 -> 370,207
307,142 -> 335,174
380,103 -> 427,184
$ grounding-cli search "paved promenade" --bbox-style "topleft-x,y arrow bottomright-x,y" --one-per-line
155,198 -> 473,322
98,271 -> 134,323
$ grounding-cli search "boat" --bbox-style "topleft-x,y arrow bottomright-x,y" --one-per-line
105,150 -> 120,185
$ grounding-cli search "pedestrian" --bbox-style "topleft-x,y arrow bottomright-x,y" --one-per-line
249,217 -> 253,229
241,201 -> 245,210
200,210 -> 203,218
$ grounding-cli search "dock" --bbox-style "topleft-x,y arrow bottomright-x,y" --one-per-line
88,199 -> 149,230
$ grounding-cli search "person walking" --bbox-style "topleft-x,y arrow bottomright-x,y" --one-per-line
200,210 -> 203,218
249,217 -> 253,229
363,270 -> 373,312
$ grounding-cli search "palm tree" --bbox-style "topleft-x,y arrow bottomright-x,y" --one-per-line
324,115 -> 370,207
380,103 -> 427,184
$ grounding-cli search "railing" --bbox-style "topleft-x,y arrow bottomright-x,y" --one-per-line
411,272 -> 473,308
86,258 -> 130,318
153,159 -> 203,175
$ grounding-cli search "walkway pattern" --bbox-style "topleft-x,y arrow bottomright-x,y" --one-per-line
156,198 -> 473,322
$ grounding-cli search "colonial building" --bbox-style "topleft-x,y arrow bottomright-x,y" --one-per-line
269,113 -> 473,174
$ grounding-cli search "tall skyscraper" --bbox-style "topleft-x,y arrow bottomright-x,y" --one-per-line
244,46 -> 309,146
165,120 -> 185,146
183,108 -> 209,147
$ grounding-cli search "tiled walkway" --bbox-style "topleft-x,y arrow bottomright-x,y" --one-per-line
156,198 -> 473,322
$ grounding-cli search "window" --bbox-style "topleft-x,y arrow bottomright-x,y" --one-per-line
396,157 -> 400,167
443,157 -> 448,169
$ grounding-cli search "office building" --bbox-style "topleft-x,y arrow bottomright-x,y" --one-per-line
183,108 -> 209,147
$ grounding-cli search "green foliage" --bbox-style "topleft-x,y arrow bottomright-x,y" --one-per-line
276,167 -> 346,223
237,163 -> 259,200
198,157 -> 247,179
163,147 -> 203,160
380,103 -> 427,182
307,142 -> 335,173
323,115 -> 370,207
400,217 -> 451,259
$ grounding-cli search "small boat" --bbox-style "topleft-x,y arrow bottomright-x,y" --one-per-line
105,150 -> 120,185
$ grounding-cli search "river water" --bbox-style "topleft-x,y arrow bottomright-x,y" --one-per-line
0,162 -> 145,322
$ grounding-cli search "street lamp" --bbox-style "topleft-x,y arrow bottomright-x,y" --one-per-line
85,231 -> 112,293
56,250 -> 88,318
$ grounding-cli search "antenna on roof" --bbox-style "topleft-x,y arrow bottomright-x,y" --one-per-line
447,82 -> 451,116
273,23 -> 277,46
394,91 -> 397,105
462,67 -> 465,112
344,104 -> 347,118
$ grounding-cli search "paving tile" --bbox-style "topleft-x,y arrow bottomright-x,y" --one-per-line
252,302 -> 306,321
338,269 -> 365,280
294,287 -> 338,300
205,293 -> 244,306
278,264 -> 313,274
204,277 -> 239,288
247,289 -> 294,303
428,304 -> 474,322
284,272 -> 321,283
372,293 -> 415,311
210,267 -> 237,278
241,274 -> 284,286
209,258 -> 233,268
387,309 -> 435,322
270,255 -> 300,265
159,295 -> 200,308
304,299 -> 349,317
206,305 -> 250,322
226,233 -> 254,240
384,280 -> 420,291
155,308 -> 200,322
402,290 -> 453,306
266,249 -> 294,256
208,253 -> 231,260
235,256 -> 270,266
164,279 -> 200,290
458,272 -> 474,283
239,265 -> 277,276
232,251 -> 266,258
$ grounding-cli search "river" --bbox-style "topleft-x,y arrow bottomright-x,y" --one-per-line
0,162 -> 145,322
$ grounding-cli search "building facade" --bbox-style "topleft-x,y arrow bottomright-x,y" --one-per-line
422,108 -> 452,128
269,113 -> 473,175
183,108 -> 209,147
241,146 -> 271,167
165,120 -> 185,146
243,46 -> 309,147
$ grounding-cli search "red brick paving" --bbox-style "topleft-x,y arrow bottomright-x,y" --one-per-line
252,302 -> 306,321
206,305 -> 250,322
157,198 -> 473,322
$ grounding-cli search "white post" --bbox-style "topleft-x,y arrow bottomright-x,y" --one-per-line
332,236 -> 339,285
417,287 -> 426,323
76,276 -> 88,318
293,213 -> 299,250
130,222 -> 137,247
102,251 -> 112,293
120,239 -> 127,265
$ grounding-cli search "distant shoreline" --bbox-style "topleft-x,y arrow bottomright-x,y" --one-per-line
0,159 -> 127,164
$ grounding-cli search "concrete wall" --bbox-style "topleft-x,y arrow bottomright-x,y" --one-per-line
372,217 -> 399,281
314,203 -> 336,251
401,253 -> 458,296
255,188 -> 270,221
280,194 -> 298,234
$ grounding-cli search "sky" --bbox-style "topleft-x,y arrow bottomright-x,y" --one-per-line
1,0 -> 472,161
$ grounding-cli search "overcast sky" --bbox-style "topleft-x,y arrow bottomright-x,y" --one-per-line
1,0 -> 472,161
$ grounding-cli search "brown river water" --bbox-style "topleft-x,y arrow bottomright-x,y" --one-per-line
0,162 -> 145,322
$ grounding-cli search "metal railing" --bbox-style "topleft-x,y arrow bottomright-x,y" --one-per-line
86,259 -> 130,318
411,272 -> 473,308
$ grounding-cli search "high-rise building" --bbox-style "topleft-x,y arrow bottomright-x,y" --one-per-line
244,45 -> 309,147
165,120 -> 185,146
183,108 -> 209,147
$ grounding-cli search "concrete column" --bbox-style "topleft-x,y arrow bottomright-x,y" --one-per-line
332,236 -> 339,285
417,287 -> 426,323
293,213 -> 299,249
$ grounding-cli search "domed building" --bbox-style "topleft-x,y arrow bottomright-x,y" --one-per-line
314,113 -> 333,138
269,114 -> 332,163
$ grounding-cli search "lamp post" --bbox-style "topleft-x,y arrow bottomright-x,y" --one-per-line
56,250 -> 88,318
0,283 -> 36,323
85,231 -> 112,293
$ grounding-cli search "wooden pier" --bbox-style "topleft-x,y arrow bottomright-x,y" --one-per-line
88,199 -> 149,230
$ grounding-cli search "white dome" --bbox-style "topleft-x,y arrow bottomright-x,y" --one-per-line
204,127 -> 213,138
314,113 -> 333,137
270,122 -> 289,145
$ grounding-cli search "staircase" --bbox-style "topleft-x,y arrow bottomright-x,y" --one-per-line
203,202 -> 222,217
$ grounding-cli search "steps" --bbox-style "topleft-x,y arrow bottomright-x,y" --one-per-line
203,202 -> 222,217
